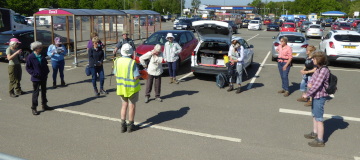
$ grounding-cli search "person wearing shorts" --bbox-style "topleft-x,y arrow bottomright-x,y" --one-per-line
114,43 -> 141,133
303,51 -> 330,147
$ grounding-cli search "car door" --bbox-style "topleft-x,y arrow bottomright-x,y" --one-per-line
239,39 -> 250,67
178,32 -> 189,62
320,32 -> 331,52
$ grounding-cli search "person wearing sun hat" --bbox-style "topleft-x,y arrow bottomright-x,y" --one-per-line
113,31 -> 136,57
163,32 -> 182,84
47,37 -> 68,88
113,43 -> 141,133
6,38 -> 24,97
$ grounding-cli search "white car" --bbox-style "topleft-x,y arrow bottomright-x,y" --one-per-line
248,20 -> 262,30
191,20 -> 254,76
305,24 -> 324,38
319,30 -> 360,63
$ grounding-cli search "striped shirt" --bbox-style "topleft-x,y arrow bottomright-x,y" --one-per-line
306,66 -> 330,98
276,45 -> 292,63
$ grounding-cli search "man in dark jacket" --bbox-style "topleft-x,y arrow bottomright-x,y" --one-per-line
26,41 -> 52,115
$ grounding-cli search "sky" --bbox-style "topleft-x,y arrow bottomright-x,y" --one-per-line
184,0 -> 293,8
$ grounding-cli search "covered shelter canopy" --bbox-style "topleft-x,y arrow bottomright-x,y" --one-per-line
321,11 -> 347,16
33,9 -> 161,66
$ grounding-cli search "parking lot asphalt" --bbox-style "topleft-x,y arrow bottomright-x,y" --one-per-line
1,21 -> 360,160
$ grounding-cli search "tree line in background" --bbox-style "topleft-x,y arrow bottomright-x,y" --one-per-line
1,0 -> 359,17
249,0 -> 360,17
1,0 -> 185,16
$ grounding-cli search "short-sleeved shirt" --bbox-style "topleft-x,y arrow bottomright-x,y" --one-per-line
276,45 -> 293,63
304,57 -> 315,75
6,47 -> 20,65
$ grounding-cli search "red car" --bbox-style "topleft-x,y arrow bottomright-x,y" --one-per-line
135,30 -> 198,70
331,22 -> 351,30
280,23 -> 296,32
263,19 -> 272,25
352,20 -> 360,28
298,20 -> 305,27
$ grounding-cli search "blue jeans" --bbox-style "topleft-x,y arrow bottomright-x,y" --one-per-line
52,60 -> 65,82
312,97 -> 327,122
167,61 -> 177,77
278,62 -> 291,91
300,74 -> 312,92
90,66 -> 105,90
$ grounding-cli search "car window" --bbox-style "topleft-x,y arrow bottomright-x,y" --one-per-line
339,23 -> 350,27
325,32 -> 332,39
185,32 -> 193,42
334,35 -> 360,42
279,36 -> 305,43
239,39 -> 249,48
179,33 -> 187,44
250,21 -> 258,24
38,31 -> 52,46
200,42 -> 228,51
20,32 -> 34,42
145,32 -> 180,45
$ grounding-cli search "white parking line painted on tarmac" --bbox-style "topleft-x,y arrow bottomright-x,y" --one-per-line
178,72 -> 194,81
247,51 -> 271,90
264,64 -> 360,72
55,108 -> 242,143
246,34 -> 259,41
279,108 -> 360,122
66,67 -> 77,71
354,156 -> 360,160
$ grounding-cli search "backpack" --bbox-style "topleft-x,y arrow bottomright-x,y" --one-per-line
321,66 -> 337,94
216,73 -> 229,88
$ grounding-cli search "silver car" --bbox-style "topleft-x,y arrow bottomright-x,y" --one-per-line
305,24 -> 324,38
271,32 -> 309,61
300,21 -> 312,32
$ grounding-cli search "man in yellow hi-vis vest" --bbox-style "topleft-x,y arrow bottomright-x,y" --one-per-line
114,43 -> 141,133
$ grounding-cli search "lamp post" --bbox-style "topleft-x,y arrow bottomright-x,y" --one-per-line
181,0 -> 183,17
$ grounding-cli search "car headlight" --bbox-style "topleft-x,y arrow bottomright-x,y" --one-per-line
173,25 -> 176,27
183,25 -> 187,27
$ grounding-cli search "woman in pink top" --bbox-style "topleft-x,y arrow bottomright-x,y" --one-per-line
276,37 -> 293,97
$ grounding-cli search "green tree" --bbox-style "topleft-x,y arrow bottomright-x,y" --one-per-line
79,0 -> 93,9
191,0 -> 201,14
349,1 -> 360,17
57,0 -> 78,9
6,0 -> 34,16
139,0 -> 152,10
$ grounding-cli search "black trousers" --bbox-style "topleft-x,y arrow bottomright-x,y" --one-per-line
32,80 -> 48,109
226,62 -> 237,83
145,75 -> 161,98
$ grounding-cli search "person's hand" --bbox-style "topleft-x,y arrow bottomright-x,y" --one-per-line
302,95 -> 307,99
15,49 -> 22,55
300,70 -> 306,75
282,65 -> 287,71
307,83 -> 312,88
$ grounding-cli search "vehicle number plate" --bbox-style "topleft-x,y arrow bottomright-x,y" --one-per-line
344,46 -> 356,49
270,27 -> 275,29
0,52 -> 2,56
176,27 -> 182,29
292,53 -> 298,56
312,33 -> 318,35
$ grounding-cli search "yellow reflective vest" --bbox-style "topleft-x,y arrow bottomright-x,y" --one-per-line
114,57 -> 140,97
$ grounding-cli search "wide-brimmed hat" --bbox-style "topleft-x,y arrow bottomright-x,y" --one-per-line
54,37 -> 62,44
166,33 -> 174,39
121,43 -> 133,56
9,38 -> 21,43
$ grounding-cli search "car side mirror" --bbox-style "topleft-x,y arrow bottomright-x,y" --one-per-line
249,45 -> 254,48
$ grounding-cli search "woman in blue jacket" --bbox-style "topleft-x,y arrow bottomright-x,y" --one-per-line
47,37 -> 67,88
26,41 -> 52,115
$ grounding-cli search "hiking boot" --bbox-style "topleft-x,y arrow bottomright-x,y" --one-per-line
308,138 -> 325,147
42,105 -> 54,111
31,108 -> 39,115
10,92 -> 18,98
304,101 -> 312,107
227,85 -> 234,92
297,97 -> 308,102
127,123 -> 135,133
145,96 -> 150,103
155,97 -> 163,102
174,78 -> 179,84
61,80 -> 67,86
94,89 -> 100,97
121,123 -> 127,133
235,87 -> 241,94
283,91 -> 290,97
278,89 -> 285,93
304,132 -> 317,139
169,78 -> 174,84
53,82 -> 57,88
15,90 -> 26,95
100,89 -> 108,95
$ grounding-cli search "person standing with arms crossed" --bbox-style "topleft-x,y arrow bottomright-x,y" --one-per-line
88,37 -> 107,96
112,32 -> 136,57
163,33 -> 182,84
6,38 -> 24,97
114,43 -> 141,133
276,37 -> 293,97
303,51 -> 330,147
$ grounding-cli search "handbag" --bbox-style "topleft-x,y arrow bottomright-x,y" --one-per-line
85,65 -> 91,76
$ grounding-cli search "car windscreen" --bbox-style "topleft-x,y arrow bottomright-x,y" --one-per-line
339,23 -> 350,27
309,25 -> 321,28
0,34 -> 14,43
144,32 -> 180,45
179,19 -> 191,24
250,21 -> 258,24
279,36 -> 305,43
334,35 -> 360,42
